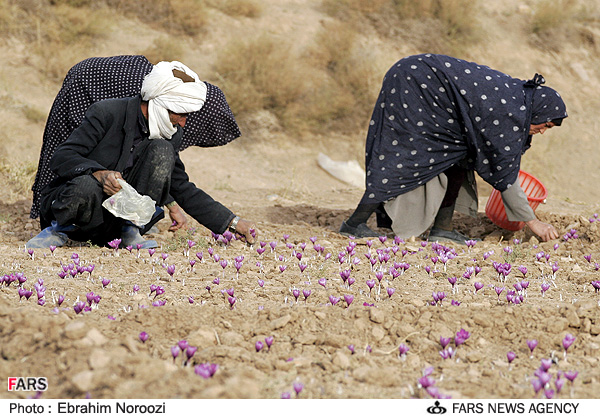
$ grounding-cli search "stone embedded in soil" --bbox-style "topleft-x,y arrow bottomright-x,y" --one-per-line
80,328 -> 108,347
294,332 -> 317,345
64,321 -> 87,340
219,331 -> 244,346
88,348 -> 111,370
270,314 -> 292,329
71,370 -> 95,392
332,350 -> 351,369
369,308 -> 384,324
466,350 -> 484,363
371,326 -> 386,342
545,317 -> 569,333
187,329 -> 217,347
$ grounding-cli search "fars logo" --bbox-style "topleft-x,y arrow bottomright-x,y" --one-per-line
7,377 -> 48,392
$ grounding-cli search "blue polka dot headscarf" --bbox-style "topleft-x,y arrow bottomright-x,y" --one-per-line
30,55 -> 241,218
360,53 -> 567,204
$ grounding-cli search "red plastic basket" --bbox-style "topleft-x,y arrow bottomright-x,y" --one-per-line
485,170 -> 547,231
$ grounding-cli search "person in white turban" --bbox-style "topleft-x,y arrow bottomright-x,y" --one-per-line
27,61 -> 255,249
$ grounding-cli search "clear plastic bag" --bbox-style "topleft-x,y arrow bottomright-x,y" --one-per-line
102,179 -> 156,227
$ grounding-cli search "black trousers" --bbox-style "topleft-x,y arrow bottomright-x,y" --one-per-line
40,139 -> 174,245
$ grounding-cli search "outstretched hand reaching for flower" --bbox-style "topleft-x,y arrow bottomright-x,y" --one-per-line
526,219 -> 558,242
235,219 -> 257,245
168,204 -> 188,232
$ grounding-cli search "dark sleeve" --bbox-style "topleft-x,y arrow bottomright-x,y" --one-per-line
169,154 -> 234,234
49,103 -> 110,179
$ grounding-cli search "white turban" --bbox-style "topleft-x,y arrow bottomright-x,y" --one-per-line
141,61 -> 207,139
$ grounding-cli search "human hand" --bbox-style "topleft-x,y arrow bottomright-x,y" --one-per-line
168,204 -> 188,232
526,219 -> 559,242
93,170 -> 123,195
235,219 -> 257,245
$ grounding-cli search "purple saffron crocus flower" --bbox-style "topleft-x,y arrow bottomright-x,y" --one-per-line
265,336 -> 274,350
540,358 -> 552,372
171,346 -> 180,361
194,363 -> 218,379
527,339 -> 538,355
541,282 -> 551,296
258,279 -> 264,288
347,344 -> 355,354
139,332 -> 149,343
101,278 -> 111,288
439,347 -> 454,359
228,296 -> 236,308
281,392 -> 291,399
318,278 -> 327,288
562,334 -> 576,351
177,340 -> 189,351
473,282 -> 483,293
292,289 -> 300,302
293,382 -> 304,397
564,371 -> 578,382
188,296 -> 194,304
455,328 -> 471,346
387,287 -> 395,298
73,301 -> 85,314
254,340 -> 264,352
166,264 -> 175,277
507,351 -> 516,364
185,345 -> 198,363
398,343 -> 409,356
440,337 -> 451,349
531,378 -> 543,394
555,378 -> 565,394
344,294 -> 354,307
303,289 -> 311,300
329,295 -> 340,306
418,376 -> 435,389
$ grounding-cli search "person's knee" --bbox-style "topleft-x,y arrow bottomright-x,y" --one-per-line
147,139 -> 175,168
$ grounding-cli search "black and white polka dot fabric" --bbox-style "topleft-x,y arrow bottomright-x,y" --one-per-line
30,55 -> 241,219
360,53 -> 567,205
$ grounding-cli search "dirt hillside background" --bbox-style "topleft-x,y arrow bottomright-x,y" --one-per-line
1,0 -> 600,400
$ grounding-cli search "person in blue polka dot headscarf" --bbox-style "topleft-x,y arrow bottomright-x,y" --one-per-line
27,57 -> 255,249
340,54 -> 567,244
30,55 -> 241,220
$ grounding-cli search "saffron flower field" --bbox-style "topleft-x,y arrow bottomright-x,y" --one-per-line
1,208 -> 600,399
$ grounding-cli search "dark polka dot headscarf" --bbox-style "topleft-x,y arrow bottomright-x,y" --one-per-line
30,55 -> 241,218
360,54 -> 568,205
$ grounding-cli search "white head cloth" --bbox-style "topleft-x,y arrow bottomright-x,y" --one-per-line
141,61 -> 207,139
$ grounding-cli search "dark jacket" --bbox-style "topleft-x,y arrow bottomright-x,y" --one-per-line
48,95 -> 234,234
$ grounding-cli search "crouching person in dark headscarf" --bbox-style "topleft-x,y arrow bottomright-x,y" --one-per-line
340,53 -> 567,244
27,60 -> 256,249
